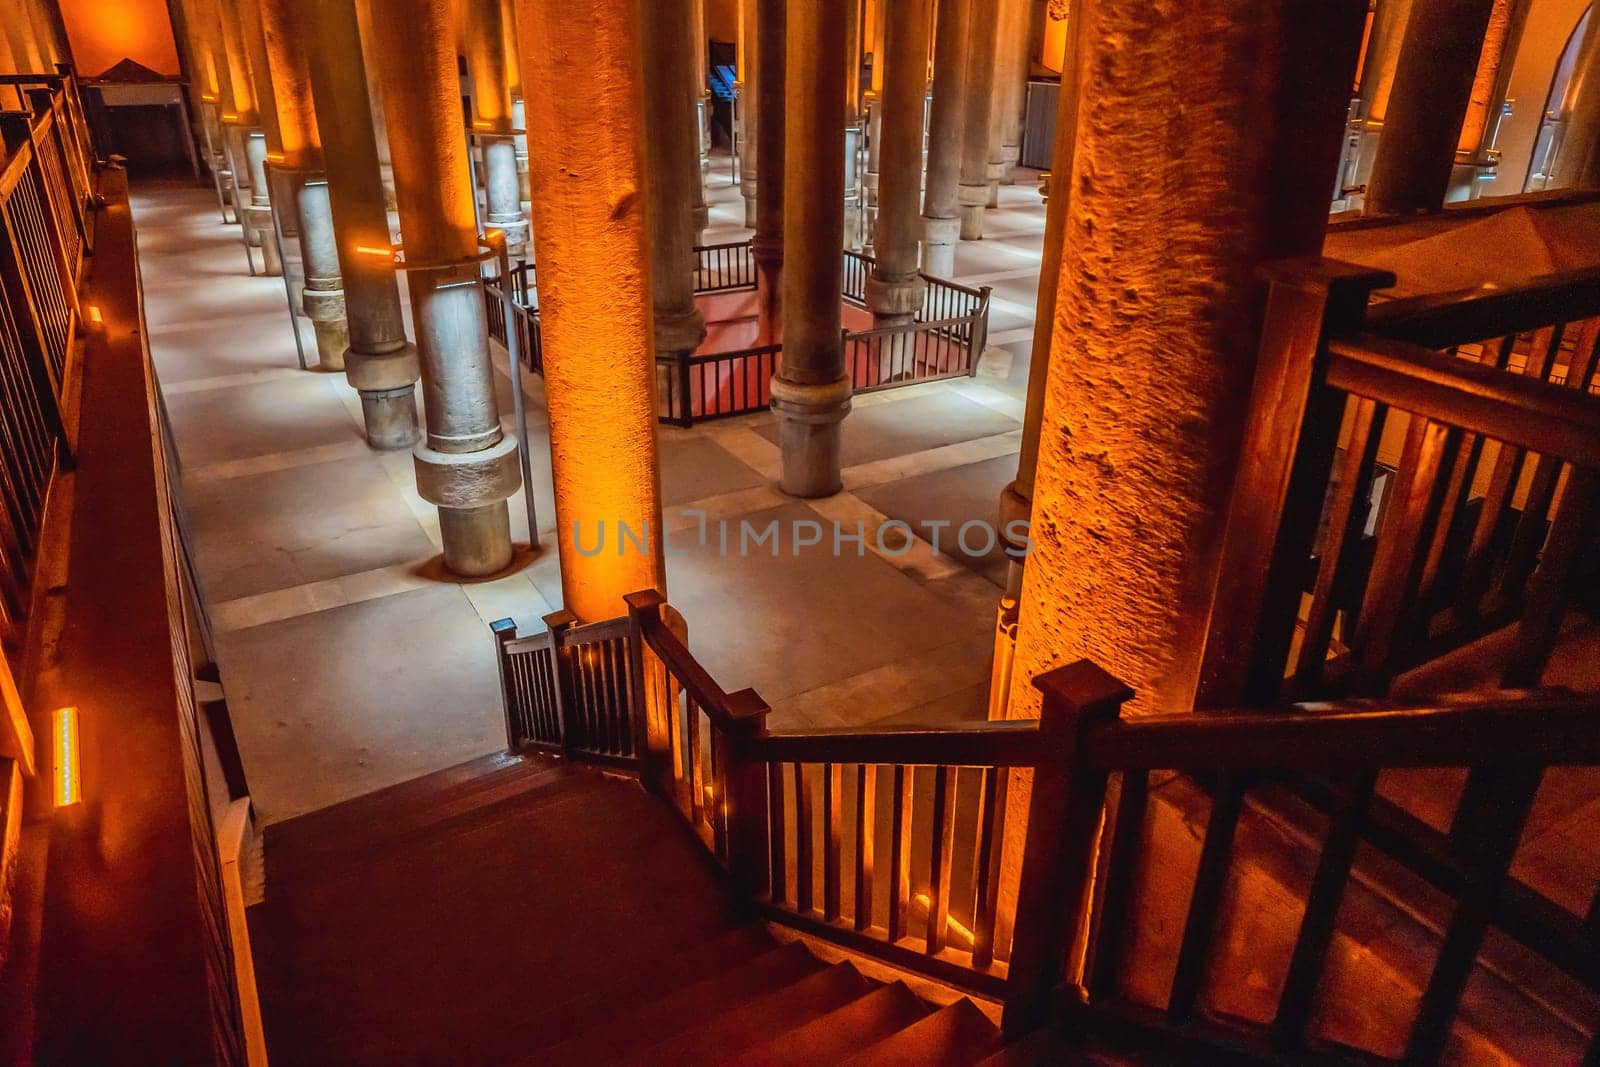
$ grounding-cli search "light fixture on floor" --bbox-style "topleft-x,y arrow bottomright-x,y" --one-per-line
53,706 -> 81,808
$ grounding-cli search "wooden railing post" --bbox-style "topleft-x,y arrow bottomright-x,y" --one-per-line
718,688 -> 771,900
969,285 -> 992,376
625,589 -> 671,790
542,609 -> 576,750
1001,659 -> 1133,1038
491,617 -> 519,748
1196,259 -> 1396,708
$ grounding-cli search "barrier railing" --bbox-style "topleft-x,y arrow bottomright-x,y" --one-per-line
0,71 -> 95,632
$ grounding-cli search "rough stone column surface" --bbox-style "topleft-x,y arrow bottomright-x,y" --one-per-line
1364,0 -> 1497,214
993,0 -> 1031,183
515,0 -> 666,622
372,0 -> 519,578
297,0 -> 419,449
995,0 -> 1370,961
737,0 -> 759,228
772,0 -> 851,499
957,0 -> 999,239
867,0 -> 931,328
921,0 -> 971,277
1552,13 -> 1600,190
641,0 -> 710,362
754,0 -> 786,342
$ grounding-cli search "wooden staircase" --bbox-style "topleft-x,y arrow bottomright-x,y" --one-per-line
247,752 -> 1106,1065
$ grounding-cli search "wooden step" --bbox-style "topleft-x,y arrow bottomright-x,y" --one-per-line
974,1025 -> 1134,1065
520,923 -> 779,1052
543,941 -> 825,1065
630,961 -> 876,1065
841,998 -> 1003,1066
760,980 -> 933,1066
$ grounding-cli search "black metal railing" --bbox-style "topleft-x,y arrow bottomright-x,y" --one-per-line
656,342 -> 781,427
842,248 -> 871,306
484,260 -> 543,375
693,240 -> 757,293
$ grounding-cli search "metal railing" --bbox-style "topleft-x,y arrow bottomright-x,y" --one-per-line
693,239 -> 756,293
0,71 -> 94,631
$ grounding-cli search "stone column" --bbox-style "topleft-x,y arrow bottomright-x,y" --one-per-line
958,0 -> 1000,238
861,0 -> 888,254
642,0 -> 710,373
842,0 -> 865,250
754,0 -> 786,342
690,0 -> 710,244
354,0 -> 395,208
215,0 -> 275,269
737,0 -> 759,228
499,0 -> 531,204
772,0 -> 851,498
514,0 -> 665,622
921,0 -> 971,276
1551,13 -> 1600,190
466,0 -> 530,260
370,0 -> 521,578
1365,0 -> 1498,214
241,130 -> 283,275
866,0 -> 931,331
236,0 -> 283,263
259,0 -> 351,370
297,0 -> 421,449
993,0 -> 1031,184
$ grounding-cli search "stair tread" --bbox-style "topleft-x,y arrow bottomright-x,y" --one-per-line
976,1026 -> 1108,1066
520,923 -> 780,1051
544,940 -> 825,1065
627,961 -> 876,1065
266,750 -> 567,857
840,998 -> 1003,1067
756,980 -> 932,1067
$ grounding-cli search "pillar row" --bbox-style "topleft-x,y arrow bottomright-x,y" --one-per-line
297,0 -> 420,450
466,0 -> 529,260
372,0 -> 520,578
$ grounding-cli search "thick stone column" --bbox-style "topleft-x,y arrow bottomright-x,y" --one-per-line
957,0 -> 1000,239
236,0 -> 283,266
1551,15 -> 1600,190
921,0 -> 971,277
866,0 -> 931,331
737,0 -> 759,228
514,0 -> 665,622
642,0 -> 709,371
772,0 -> 850,498
754,0 -> 786,342
371,0 -> 521,578
465,0 -> 529,259
842,0 -> 865,250
861,0 -> 888,254
241,129 -> 283,275
499,0 -> 531,203
297,0 -> 421,449
993,0 -> 1031,185
215,0 -> 275,269
1365,0 -> 1498,214
259,0 -> 351,370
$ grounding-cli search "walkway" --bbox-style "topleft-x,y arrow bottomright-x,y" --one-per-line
132,155 -> 1049,823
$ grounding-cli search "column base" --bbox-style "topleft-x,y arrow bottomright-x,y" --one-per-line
414,435 -> 522,577
303,287 -> 350,371
691,204 -> 709,247
1000,142 -> 1021,185
244,204 -> 281,276
985,161 -> 1006,208
488,215 -> 531,261
439,502 -> 514,577
920,214 -> 959,279
742,192 -> 758,229
770,374 -> 852,498
346,344 -> 422,450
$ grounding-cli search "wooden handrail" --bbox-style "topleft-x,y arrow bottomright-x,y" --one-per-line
1077,691 -> 1600,772
1326,332 -> 1600,467
1362,264 -> 1600,348
753,720 -> 1042,766
626,589 -> 765,725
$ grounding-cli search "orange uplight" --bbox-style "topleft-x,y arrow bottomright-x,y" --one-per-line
86,305 -> 102,325
912,892 -> 977,949
52,706 -> 81,808
266,151 -> 286,164
201,92 -> 218,104
354,244 -> 393,258
221,112 -> 240,123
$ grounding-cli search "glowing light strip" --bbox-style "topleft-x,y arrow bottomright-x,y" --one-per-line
912,892 -> 976,948
53,706 -> 81,807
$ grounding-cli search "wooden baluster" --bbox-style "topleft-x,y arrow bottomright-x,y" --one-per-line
687,692 -> 704,831
1271,771 -> 1376,1051
1083,769 -> 1148,1000
971,766 -> 1008,971
1502,466 -> 1600,688
1004,661 -> 1132,1037
926,765 -> 958,954
769,762 -> 788,905
1351,416 -> 1461,692
543,610 -> 576,751
711,723 -> 729,861
1405,765 -> 1541,1064
854,764 -> 876,933
1167,773 -> 1248,1025
888,764 -> 912,944
492,619 -> 520,748
795,762 -> 815,915
1293,398 -> 1386,689
824,763 -> 843,922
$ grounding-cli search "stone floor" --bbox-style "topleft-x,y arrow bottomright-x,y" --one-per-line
132,155 -> 1047,823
